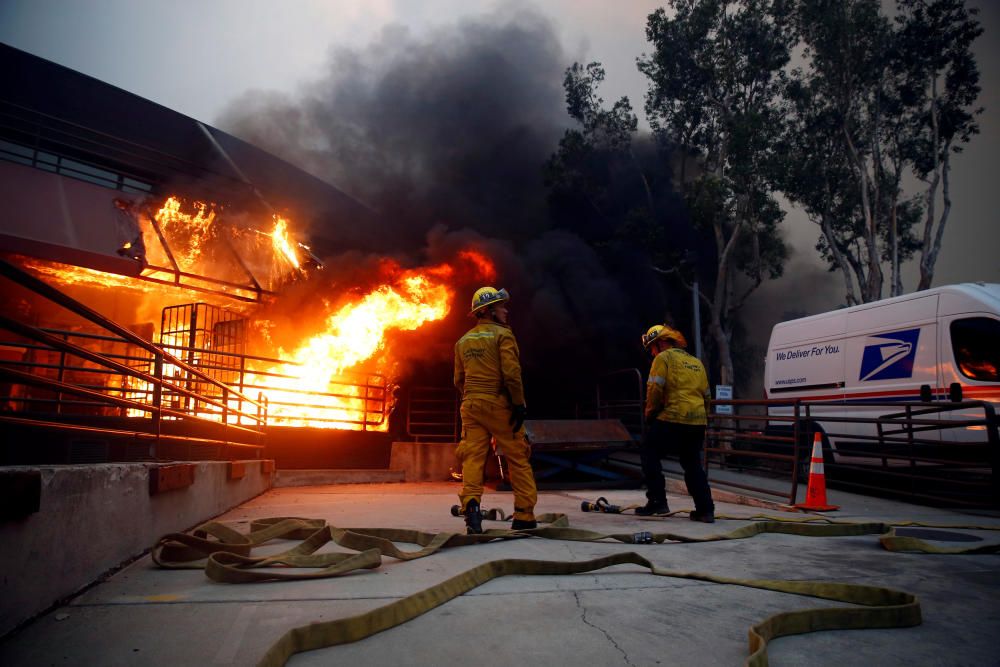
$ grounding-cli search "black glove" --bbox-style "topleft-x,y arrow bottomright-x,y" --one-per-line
509,404 -> 527,434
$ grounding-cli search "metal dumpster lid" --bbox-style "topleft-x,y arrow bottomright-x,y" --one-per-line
523,419 -> 632,445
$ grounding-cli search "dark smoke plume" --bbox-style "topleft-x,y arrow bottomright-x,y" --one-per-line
218,7 -> 670,409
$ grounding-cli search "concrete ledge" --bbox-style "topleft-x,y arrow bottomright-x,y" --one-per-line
148,463 -> 196,495
274,469 -> 405,487
389,441 -> 458,482
0,460 -> 273,638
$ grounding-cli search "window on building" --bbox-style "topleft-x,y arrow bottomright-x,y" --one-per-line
0,137 -> 153,194
0,138 -> 34,165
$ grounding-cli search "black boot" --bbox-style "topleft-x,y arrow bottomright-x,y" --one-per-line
464,499 -> 483,534
635,499 -> 670,516
511,518 -> 537,530
689,510 -> 715,523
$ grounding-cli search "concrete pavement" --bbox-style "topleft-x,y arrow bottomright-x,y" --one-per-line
1,479 -> 999,666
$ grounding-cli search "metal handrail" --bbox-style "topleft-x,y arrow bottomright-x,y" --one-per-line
0,258 -> 264,413
0,258 -> 269,460
0,315 -> 263,424
0,366 -> 262,437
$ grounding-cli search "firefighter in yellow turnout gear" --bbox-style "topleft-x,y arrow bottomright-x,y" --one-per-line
454,286 -> 538,533
636,324 -> 715,522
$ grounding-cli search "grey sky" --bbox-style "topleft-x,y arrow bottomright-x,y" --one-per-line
1,0 -> 997,303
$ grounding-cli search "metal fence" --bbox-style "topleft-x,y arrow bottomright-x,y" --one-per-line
402,369 -> 647,445
594,368 -> 645,438
0,258 -> 267,463
706,397 -> 999,507
155,302 -> 391,432
404,386 -> 460,442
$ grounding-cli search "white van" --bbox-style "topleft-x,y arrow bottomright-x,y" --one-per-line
763,283 -> 1000,463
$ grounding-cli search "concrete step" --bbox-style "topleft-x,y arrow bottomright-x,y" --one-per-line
274,469 -> 405,487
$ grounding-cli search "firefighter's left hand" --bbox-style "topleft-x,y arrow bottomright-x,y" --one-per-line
509,404 -> 527,434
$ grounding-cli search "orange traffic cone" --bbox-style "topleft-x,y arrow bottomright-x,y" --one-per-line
794,433 -> 839,511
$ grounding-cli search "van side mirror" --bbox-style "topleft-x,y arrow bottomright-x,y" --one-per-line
919,384 -> 932,402
949,382 -> 963,402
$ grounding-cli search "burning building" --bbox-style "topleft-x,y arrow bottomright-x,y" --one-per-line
0,44 -> 497,468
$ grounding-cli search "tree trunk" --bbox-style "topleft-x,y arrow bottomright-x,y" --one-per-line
844,126 -> 883,302
919,147 -> 952,290
819,215 -> 860,306
918,76 -> 948,291
890,201 -> 901,297
709,215 -> 743,389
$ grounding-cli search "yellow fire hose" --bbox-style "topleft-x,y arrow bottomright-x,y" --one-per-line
151,513 -> 1000,666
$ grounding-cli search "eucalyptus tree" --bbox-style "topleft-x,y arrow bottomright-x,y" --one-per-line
783,0 -> 982,301
544,62 -> 652,230
895,0 -> 983,291
638,0 -> 793,386
780,2 -> 922,305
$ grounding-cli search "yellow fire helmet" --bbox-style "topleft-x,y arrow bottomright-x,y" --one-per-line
470,286 -> 510,315
641,324 -> 688,349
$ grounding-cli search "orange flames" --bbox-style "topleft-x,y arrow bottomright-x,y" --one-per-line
249,261 -> 460,428
21,197 -> 305,298
154,197 -> 216,271
270,215 -> 301,271
19,194 -> 497,431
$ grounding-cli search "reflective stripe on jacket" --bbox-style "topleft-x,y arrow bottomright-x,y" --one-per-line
454,321 -> 525,406
645,347 -> 709,425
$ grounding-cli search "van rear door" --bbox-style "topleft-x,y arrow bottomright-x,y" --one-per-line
938,315 -> 1000,444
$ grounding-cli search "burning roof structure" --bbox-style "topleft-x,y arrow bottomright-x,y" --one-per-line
0,45 -> 499,460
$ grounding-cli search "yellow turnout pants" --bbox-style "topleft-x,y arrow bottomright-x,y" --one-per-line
457,397 -> 537,521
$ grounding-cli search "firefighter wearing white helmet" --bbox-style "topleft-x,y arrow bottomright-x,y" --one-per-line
636,323 -> 715,522
454,286 -> 537,533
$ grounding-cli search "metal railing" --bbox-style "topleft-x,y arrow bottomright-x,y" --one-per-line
706,397 -> 998,507
595,368 -> 644,438
404,386 -> 459,442
0,258 -> 267,462
403,369 -> 647,445
164,346 -> 392,431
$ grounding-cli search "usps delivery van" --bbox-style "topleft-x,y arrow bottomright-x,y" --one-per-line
763,283 -> 1000,463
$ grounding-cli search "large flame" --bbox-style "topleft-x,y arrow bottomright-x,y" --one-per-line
16,196 -> 498,431
154,197 -> 216,271
250,262 -> 459,428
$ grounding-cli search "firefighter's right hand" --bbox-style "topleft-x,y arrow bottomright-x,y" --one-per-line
509,404 -> 527,434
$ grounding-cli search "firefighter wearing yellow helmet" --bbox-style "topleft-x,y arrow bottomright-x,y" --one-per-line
636,323 -> 715,522
454,286 -> 538,533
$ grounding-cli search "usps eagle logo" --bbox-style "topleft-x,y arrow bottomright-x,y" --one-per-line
859,328 -> 921,381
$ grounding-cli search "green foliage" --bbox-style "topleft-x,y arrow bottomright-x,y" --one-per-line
641,3 -> 793,278
544,0 -> 981,380
896,0 -> 983,176
782,0 -> 982,299
544,60 -> 677,253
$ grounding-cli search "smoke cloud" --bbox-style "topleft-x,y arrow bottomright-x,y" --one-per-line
218,7 -> 666,406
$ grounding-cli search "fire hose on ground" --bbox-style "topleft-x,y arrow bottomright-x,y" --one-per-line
151,511 -> 1000,667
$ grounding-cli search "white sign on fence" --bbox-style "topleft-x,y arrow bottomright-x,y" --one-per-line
715,385 -> 733,415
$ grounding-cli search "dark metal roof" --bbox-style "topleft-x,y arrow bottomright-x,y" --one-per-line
0,43 -> 382,254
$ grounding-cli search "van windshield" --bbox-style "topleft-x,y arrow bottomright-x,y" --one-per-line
951,317 -> 1000,382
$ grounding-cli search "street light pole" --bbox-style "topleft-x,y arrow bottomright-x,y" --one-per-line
692,278 -> 702,360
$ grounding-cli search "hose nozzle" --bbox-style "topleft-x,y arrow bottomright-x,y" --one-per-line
580,497 -> 622,513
